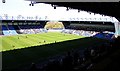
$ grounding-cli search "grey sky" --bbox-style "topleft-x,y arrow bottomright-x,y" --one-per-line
0,0 -> 112,21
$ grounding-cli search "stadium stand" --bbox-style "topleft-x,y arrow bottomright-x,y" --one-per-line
13,25 -> 22,34
1,21 -> 115,40
1,21 -> 118,71
61,29 -> 97,37
18,24 -> 47,34
93,32 -> 114,40
22,37 -> 119,71
1,2 -> 120,71
7,25 -> 18,35
2,25 -> 10,35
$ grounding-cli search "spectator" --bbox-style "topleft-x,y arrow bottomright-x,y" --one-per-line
30,63 -> 38,71
62,51 -> 73,71
73,51 -> 80,66
45,60 -> 61,71
84,48 -> 90,61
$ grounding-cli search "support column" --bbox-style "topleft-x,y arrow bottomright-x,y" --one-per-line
114,22 -> 120,37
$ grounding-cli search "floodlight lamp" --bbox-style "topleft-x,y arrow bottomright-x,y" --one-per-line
54,6 -> 56,9
78,9 -> 80,12
2,0 -> 5,3
29,4 -> 31,6
66,7 -> 69,11
51,4 -> 54,7
31,3 -> 34,6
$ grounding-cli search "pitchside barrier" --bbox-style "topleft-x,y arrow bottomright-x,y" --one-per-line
47,29 -> 64,32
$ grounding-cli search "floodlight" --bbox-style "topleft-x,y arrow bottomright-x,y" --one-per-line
2,0 -> 5,3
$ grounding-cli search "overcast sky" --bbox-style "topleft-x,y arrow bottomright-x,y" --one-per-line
0,0 -> 112,20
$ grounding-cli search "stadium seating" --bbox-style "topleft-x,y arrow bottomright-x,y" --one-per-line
61,28 -> 114,40
1,23 -> 114,40
26,39 -> 119,71
18,25 -> 47,34
2,25 -> 10,35
93,32 -> 114,40
8,25 -> 18,35
61,29 -> 95,37
13,25 -> 23,34
2,25 -> 18,35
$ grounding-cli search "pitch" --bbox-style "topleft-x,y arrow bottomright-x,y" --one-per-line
1,32 -> 84,52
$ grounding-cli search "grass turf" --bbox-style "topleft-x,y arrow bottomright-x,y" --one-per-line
1,32 -> 84,52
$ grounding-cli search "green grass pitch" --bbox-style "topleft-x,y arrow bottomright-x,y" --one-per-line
1,32 -> 85,52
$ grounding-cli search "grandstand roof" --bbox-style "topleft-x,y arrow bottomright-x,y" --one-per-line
45,2 -> 120,21
26,1 -> 120,21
